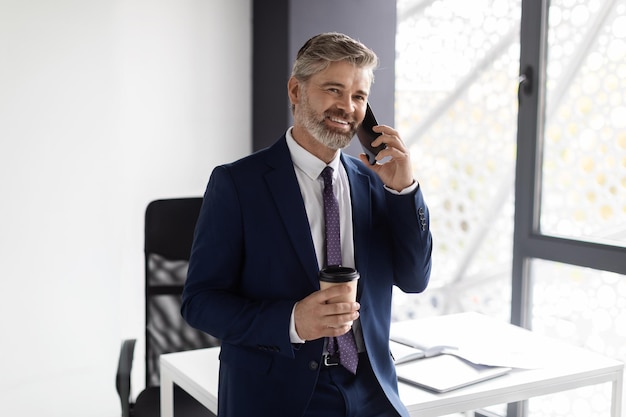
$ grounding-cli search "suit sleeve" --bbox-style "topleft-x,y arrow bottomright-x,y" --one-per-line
385,184 -> 433,293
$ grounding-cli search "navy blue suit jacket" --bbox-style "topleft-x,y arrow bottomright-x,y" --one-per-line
182,136 -> 432,416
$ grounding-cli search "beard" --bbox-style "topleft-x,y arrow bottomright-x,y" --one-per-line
296,92 -> 357,150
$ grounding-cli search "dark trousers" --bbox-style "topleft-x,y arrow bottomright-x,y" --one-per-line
305,353 -> 402,417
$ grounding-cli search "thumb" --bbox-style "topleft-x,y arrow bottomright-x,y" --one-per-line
359,153 -> 374,166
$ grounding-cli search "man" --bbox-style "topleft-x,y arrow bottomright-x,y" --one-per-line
182,32 -> 432,417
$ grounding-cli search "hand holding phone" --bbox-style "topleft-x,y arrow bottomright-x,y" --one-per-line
356,104 -> 386,165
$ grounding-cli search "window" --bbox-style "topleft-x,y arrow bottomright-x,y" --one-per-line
514,1 -> 626,415
393,0 -> 522,322
395,0 -> 626,415
540,0 -> 626,247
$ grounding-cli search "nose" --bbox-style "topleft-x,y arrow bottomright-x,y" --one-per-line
335,95 -> 355,114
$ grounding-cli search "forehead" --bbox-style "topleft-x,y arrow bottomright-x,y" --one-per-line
310,60 -> 372,93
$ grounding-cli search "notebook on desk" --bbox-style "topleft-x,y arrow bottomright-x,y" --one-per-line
395,354 -> 512,393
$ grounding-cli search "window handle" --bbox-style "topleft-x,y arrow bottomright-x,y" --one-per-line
518,66 -> 533,102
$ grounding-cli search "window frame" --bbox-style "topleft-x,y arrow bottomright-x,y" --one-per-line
511,0 -> 626,413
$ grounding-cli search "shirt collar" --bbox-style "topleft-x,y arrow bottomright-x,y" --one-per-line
286,127 -> 342,181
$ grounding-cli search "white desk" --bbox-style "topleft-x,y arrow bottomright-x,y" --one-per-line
160,313 -> 624,417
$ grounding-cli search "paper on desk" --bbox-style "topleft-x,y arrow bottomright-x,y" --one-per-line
389,340 -> 425,365
390,335 -> 547,369
446,346 -> 547,369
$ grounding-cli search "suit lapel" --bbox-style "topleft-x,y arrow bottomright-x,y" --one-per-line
261,140 -> 375,291
263,138 -> 320,288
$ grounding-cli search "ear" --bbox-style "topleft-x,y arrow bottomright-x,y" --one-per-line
287,76 -> 301,106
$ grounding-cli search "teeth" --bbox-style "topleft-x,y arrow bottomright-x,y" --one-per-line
330,117 -> 348,125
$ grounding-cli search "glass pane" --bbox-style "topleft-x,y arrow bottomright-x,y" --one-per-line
540,0 -> 626,247
393,0 -> 521,321
529,258 -> 626,417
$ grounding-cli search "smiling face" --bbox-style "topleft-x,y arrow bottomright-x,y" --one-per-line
289,60 -> 372,162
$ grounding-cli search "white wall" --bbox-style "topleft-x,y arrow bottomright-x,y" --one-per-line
0,1 -> 251,415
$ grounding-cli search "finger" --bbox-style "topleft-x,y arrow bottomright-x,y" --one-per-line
372,124 -> 398,137
325,323 -> 355,336
294,299 -> 352,340
371,125 -> 407,146
331,310 -> 360,324
378,145 -> 410,162
316,284 -> 353,302
389,148 -> 410,162
373,132 -> 407,154
324,300 -> 360,315
324,311 -> 360,331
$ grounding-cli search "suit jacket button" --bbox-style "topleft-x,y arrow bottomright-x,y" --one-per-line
309,361 -> 319,371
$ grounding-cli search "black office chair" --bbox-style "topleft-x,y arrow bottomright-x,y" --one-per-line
116,198 -> 220,417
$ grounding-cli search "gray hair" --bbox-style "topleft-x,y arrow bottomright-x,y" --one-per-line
291,32 -> 379,83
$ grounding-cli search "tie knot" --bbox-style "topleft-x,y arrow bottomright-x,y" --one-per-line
321,166 -> 334,187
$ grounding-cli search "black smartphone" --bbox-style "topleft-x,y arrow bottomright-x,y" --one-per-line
357,103 -> 386,165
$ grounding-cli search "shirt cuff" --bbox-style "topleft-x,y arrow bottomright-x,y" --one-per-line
290,303 -> 306,344
384,180 -> 418,195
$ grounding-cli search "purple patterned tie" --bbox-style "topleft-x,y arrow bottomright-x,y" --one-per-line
321,166 -> 359,374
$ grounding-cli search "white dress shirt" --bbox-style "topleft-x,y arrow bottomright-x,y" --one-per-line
285,128 -> 417,344
286,128 -> 354,344
286,129 -> 356,271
